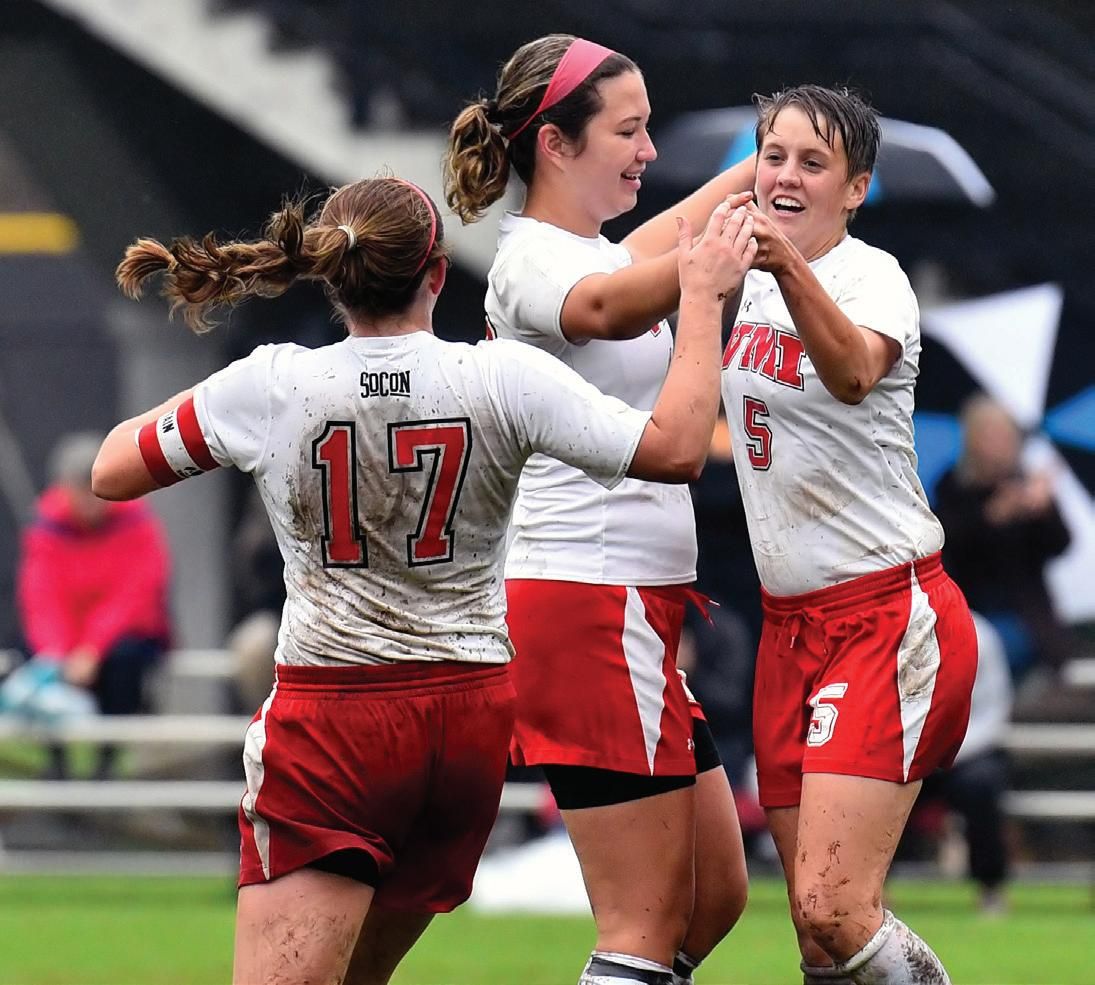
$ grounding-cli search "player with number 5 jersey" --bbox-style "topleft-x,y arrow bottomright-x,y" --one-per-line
90,176 -> 747,985
721,86 -> 977,985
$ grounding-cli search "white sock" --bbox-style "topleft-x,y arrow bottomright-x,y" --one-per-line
671,949 -> 700,985
579,950 -> 675,985
800,959 -> 854,983
837,910 -> 951,984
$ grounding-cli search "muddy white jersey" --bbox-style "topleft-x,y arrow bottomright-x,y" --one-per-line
720,235 -> 943,596
486,212 -> 697,585
190,332 -> 650,666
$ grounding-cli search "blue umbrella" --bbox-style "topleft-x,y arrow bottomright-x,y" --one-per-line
650,106 -> 996,207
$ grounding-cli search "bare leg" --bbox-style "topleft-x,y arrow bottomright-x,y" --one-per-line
766,804 -> 842,977
563,784 -> 696,966
793,773 -> 920,963
344,905 -> 434,985
233,868 -> 373,985
679,766 -> 748,964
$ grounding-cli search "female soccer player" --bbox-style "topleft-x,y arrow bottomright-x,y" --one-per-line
91,176 -> 754,985
722,85 -> 977,984
446,34 -> 754,985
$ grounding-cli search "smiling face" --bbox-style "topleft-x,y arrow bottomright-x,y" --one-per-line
755,106 -> 871,261
560,70 -> 656,228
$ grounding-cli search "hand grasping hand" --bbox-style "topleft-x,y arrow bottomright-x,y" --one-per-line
677,198 -> 758,305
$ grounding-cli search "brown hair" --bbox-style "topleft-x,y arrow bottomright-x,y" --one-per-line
444,34 -> 638,224
116,178 -> 448,332
754,84 -> 881,181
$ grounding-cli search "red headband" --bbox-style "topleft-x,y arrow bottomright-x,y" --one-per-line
395,179 -> 438,275
505,38 -> 615,140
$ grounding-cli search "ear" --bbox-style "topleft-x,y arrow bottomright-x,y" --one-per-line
845,171 -> 871,212
536,124 -> 573,169
426,256 -> 448,297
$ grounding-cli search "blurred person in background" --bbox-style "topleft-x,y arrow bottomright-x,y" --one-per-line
92,176 -> 749,985
681,412 -> 767,846
934,393 -> 1078,686
15,430 -> 171,780
721,85 -> 977,984
446,34 -> 756,985
225,485 -> 284,713
917,613 -> 1013,915
686,412 -> 764,779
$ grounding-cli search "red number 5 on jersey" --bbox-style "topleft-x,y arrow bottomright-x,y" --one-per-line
742,395 -> 773,470
312,418 -> 472,569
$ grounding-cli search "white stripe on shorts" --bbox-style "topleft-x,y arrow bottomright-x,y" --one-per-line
622,587 -> 668,775
897,567 -> 942,781
240,680 -> 278,879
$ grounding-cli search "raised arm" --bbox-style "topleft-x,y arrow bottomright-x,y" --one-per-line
623,155 -> 756,261
628,202 -> 757,481
560,187 -> 753,344
747,203 -> 899,405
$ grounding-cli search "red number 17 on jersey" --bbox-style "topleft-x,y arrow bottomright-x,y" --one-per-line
312,418 -> 473,568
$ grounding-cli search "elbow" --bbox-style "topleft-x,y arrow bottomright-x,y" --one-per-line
662,450 -> 706,483
677,457 -> 706,483
828,376 -> 871,406
90,470 -> 126,502
629,447 -> 706,484
91,459 -> 139,501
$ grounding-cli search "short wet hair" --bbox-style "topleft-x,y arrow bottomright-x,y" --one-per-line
754,84 -> 880,179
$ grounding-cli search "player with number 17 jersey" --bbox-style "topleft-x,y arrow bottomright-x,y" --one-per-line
182,332 -> 652,669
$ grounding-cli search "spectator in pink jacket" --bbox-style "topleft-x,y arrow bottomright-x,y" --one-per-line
17,432 -> 171,778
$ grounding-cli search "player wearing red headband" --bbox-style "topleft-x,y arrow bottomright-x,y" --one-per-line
447,36 -> 756,985
92,176 -> 755,984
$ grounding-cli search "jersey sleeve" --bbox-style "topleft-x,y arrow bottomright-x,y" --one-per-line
488,231 -> 608,350
191,344 -> 281,474
835,248 -> 918,347
488,340 -> 650,489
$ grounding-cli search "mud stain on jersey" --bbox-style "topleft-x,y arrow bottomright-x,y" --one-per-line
786,464 -> 856,522
285,468 -> 321,544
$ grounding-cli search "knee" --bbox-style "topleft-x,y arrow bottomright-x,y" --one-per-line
715,876 -> 748,934
793,882 -> 878,959
595,880 -> 693,950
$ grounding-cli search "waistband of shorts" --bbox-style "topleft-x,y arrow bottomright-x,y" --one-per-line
507,578 -> 711,615
761,553 -> 945,617
273,660 -> 510,696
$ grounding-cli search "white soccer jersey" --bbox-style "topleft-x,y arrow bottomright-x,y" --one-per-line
486,212 -> 697,585
147,332 -> 650,667
720,235 -> 944,596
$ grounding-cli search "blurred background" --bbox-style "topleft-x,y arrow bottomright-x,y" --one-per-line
0,1 -> 1093,983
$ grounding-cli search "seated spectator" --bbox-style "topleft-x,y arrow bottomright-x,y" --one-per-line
919,613 -> 1014,914
15,432 -> 171,779
934,394 -> 1076,681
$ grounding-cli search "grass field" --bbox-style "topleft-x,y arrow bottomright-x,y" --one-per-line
1,875 -> 1092,984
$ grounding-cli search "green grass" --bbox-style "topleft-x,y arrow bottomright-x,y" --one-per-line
0,875 -> 1092,984
0,741 -> 136,779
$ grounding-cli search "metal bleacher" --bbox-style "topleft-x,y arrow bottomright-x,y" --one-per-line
2,650 -> 1094,816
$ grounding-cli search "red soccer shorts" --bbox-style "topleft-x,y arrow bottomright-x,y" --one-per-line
753,553 -> 977,808
505,579 -> 701,776
237,660 -> 515,912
